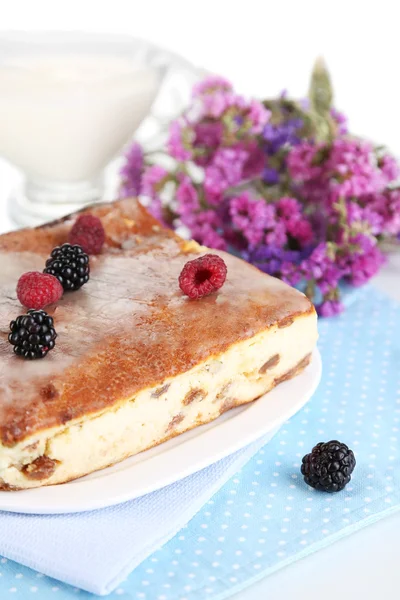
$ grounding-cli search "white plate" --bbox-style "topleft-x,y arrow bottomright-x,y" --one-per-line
0,349 -> 321,515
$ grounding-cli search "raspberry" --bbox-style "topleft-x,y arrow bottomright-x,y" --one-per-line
16,272 -> 63,310
68,214 -> 105,255
179,254 -> 227,299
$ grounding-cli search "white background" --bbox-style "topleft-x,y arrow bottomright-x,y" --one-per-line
1,0 -> 400,153
1,3 -> 400,598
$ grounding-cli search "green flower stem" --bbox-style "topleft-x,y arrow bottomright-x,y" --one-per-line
305,279 -> 316,301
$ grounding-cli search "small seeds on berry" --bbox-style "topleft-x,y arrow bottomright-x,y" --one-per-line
68,214 -> 105,255
301,440 -> 356,493
44,243 -> 90,291
16,271 -> 63,310
179,254 -> 227,299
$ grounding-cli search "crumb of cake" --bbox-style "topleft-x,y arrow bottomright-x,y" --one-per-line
179,254 -> 227,299
16,271 -> 63,310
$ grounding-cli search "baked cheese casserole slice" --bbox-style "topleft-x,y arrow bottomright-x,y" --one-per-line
0,198 -> 318,489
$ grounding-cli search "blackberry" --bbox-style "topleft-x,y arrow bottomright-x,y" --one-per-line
301,440 -> 356,493
44,243 -> 90,291
9,309 -> 57,359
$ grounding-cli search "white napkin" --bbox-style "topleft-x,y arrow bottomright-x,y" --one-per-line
0,433 -> 272,595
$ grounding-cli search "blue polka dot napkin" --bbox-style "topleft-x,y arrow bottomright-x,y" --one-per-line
0,285 -> 399,599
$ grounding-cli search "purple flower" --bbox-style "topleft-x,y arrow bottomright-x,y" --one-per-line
365,189 -> 400,236
200,91 -> 233,119
176,177 -> 200,215
120,143 -> 143,197
265,221 -> 287,247
241,141 -> 265,179
278,244 -> 315,286
378,153 -> 400,183
147,198 -> 165,224
339,234 -> 386,287
275,197 -> 314,246
263,167 -> 280,185
229,193 -> 277,245
247,99 -> 271,134
261,119 -> 303,188
345,200 -> 363,224
280,261 -> 304,287
213,147 -> 248,185
203,172 -> 224,205
184,209 -> 227,250
243,245 -> 302,278
200,92 -> 270,133
286,218 -> 314,246
287,142 -> 326,182
192,75 -> 233,97
330,108 -> 348,135
346,200 -> 383,235
141,165 -> 168,198
194,121 -> 223,147
263,119 -> 303,154
204,146 -> 248,203
167,121 -> 193,161
204,142 -> 265,205
276,196 -> 302,220
289,139 -> 388,206
327,138 -> 386,199
194,223 -> 227,250
316,299 -> 345,317
126,76 -> 393,318
302,243 -> 343,295
193,121 -> 223,165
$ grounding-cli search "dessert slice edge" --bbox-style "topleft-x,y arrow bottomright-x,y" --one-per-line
0,198 -> 318,489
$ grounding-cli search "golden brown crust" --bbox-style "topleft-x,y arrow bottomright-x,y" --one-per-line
0,198 -> 315,447
0,199 -> 177,255
277,316 -> 294,328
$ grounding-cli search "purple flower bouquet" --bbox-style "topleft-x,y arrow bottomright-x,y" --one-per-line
120,60 -> 400,315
